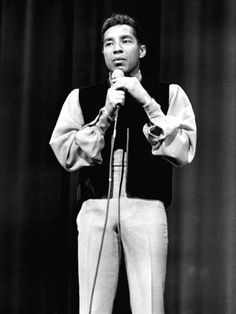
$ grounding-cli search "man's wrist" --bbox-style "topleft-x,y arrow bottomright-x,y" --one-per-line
95,108 -> 115,134
142,96 -> 154,108
103,107 -> 116,121
141,91 -> 153,107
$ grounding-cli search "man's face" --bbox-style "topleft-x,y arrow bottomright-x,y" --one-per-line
102,24 -> 146,76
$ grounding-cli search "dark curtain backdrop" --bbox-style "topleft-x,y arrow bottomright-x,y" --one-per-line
160,1 -> 236,314
0,1 -> 235,313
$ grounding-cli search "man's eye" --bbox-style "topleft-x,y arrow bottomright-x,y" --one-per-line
105,42 -> 113,47
123,39 -> 132,44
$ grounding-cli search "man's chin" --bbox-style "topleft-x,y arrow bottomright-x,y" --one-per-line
112,65 -> 127,73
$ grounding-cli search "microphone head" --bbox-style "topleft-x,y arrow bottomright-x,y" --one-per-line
111,69 -> 124,80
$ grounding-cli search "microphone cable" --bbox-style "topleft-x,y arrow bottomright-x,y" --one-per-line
88,106 -> 120,314
117,128 -> 129,241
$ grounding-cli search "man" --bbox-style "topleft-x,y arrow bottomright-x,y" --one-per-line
50,13 -> 196,314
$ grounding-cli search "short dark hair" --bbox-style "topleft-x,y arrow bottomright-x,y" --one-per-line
101,13 -> 145,44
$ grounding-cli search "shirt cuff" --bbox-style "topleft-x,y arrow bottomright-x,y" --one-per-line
143,98 -> 180,139
95,108 -> 114,133
143,98 -> 165,120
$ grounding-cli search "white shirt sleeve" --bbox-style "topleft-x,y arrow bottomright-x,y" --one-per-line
49,89 -> 110,172
50,84 -> 197,171
143,84 -> 197,166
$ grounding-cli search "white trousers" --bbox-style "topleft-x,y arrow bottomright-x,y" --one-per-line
76,197 -> 168,314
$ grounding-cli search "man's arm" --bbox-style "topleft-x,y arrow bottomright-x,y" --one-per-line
143,84 -> 197,166
49,89 -> 114,172
111,75 -> 196,166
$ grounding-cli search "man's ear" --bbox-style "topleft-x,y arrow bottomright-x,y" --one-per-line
139,44 -> 146,59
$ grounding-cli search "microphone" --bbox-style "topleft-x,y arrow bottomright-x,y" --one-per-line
111,68 -> 124,81
111,69 -> 125,110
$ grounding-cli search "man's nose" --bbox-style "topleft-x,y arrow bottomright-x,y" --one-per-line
113,42 -> 123,52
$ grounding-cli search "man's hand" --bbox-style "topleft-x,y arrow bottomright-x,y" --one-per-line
111,76 -> 152,106
105,87 -> 125,118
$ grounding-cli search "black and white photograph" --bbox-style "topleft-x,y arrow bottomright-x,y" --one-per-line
0,1 -> 235,313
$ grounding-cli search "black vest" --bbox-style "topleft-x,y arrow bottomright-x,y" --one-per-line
78,77 -> 173,207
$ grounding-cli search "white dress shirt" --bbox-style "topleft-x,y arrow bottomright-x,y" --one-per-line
49,78 -> 197,172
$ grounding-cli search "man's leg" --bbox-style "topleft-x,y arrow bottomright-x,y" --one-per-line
77,199 -> 121,314
121,199 -> 168,314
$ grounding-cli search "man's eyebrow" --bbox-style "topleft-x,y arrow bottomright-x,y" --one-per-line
103,37 -> 113,42
104,34 -> 134,42
120,34 -> 134,39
